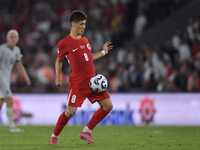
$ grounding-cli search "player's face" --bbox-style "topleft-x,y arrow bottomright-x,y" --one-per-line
74,20 -> 86,35
7,32 -> 19,46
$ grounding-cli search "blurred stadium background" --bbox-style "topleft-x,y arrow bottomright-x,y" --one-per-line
0,0 -> 200,126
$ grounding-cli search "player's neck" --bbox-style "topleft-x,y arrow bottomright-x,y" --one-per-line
70,32 -> 81,39
7,44 -> 14,50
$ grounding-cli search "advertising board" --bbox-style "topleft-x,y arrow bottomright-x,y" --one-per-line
0,93 -> 200,126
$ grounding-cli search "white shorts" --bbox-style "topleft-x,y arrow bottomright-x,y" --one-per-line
0,76 -> 12,99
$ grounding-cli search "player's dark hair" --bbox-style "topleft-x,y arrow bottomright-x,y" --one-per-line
69,10 -> 87,25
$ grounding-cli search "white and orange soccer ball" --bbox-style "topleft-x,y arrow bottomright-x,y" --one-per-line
89,74 -> 108,92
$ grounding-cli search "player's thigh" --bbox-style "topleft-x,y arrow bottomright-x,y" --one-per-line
0,99 -> 4,109
3,97 -> 13,107
67,87 -> 88,107
88,90 -> 112,111
98,98 -> 113,112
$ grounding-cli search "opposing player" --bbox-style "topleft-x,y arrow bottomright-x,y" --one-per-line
49,10 -> 113,145
0,30 -> 31,132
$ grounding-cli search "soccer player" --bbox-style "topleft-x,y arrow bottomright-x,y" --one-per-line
0,30 -> 31,132
49,10 -> 113,145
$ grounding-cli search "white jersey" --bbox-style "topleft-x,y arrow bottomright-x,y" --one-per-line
0,43 -> 22,79
0,43 -> 22,99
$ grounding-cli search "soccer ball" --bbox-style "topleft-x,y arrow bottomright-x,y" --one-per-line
89,74 -> 108,92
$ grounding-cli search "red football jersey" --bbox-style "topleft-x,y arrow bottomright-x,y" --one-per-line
57,35 -> 96,88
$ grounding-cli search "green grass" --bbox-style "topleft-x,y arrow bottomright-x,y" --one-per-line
0,126 -> 200,150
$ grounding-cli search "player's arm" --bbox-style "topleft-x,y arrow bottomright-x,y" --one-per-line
92,41 -> 113,60
15,61 -> 31,85
55,57 -> 63,86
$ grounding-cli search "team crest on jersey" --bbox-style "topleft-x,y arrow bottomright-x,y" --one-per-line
79,45 -> 85,49
87,43 -> 91,50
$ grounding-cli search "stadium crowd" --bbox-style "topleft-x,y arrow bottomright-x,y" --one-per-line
0,0 -> 197,93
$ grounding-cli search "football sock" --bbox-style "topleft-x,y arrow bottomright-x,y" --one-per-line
6,107 -> 16,127
83,126 -> 92,133
51,133 -> 58,137
53,111 -> 70,136
86,107 -> 110,131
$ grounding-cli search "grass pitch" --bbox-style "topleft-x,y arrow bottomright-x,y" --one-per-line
0,126 -> 199,150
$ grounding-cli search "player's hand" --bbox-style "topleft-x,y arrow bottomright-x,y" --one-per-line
55,76 -> 62,86
103,41 -> 113,54
25,78 -> 31,86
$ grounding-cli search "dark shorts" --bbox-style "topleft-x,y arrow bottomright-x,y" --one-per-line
67,85 -> 110,107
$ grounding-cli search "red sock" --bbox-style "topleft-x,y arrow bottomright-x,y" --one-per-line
53,111 -> 69,136
87,108 -> 110,130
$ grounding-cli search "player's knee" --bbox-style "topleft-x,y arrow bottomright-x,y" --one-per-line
108,104 -> 113,112
65,110 -> 75,118
103,103 -> 113,112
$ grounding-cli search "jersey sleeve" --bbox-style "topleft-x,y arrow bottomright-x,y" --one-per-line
57,40 -> 67,59
16,47 -> 23,62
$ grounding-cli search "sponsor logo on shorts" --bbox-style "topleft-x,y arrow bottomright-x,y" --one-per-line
6,90 -> 9,95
